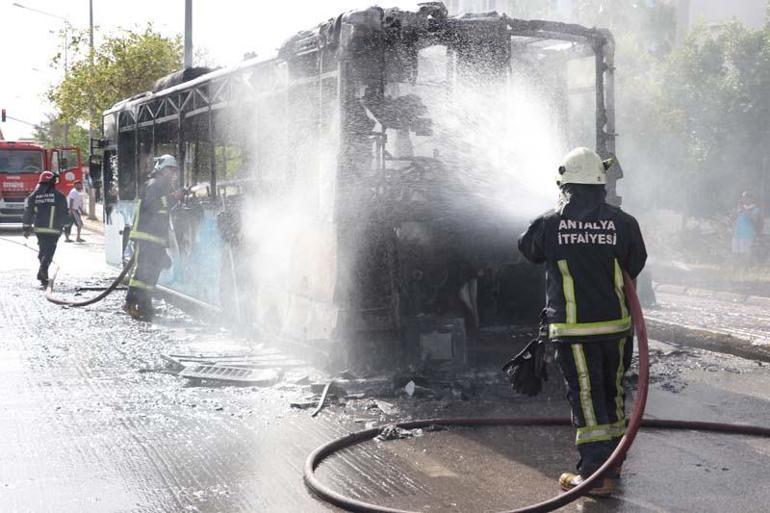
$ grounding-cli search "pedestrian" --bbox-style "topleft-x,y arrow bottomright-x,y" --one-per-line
518,147 -> 647,497
123,155 -> 182,321
64,180 -> 86,243
732,191 -> 762,266
21,171 -> 69,287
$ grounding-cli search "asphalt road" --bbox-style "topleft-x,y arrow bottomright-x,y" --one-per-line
1,226 -> 770,513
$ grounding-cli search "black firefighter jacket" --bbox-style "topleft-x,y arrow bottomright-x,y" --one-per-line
518,185 -> 647,342
22,184 -> 69,236
129,177 -> 174,248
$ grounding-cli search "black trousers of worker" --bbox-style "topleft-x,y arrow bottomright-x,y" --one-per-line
35,233 -> 60,283
125,242 -> 167,315
555,337 -> 633,477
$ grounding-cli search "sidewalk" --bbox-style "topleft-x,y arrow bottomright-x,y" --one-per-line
648,282 -> 770,362
81,198 -> 104,235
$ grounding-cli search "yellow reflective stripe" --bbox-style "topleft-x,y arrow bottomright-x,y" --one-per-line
576,425 -> 613,444
128,246 -> 140,281
158,210 -> 168,215
614,259 -> 628,319
129,279 -> 154,290
575,419 -> 626,444
609,419 -> 626,437
49,206 -> 55,229
34,227 -> 60,234
132,200 -> 141,231
615,338 -> 626,422
161,196 -> 168,208
129,231 -> 167,245
576,432 -> 614,444
572,344 -> 597,427
549,317 -> 631,338
558,259 -> 576,323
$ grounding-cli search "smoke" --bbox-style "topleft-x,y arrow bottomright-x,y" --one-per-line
238,89 -> 340,342
230,35 -> 603,342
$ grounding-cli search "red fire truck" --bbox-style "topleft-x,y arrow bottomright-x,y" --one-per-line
0,141 -> 83,223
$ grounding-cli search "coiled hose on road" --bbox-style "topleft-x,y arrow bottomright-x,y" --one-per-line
0,235 -> 135,307
45,253 -> 135,307
303,274 -> 770,513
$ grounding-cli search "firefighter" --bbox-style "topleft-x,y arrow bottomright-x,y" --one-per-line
518,147 -> 647,497
123,155 -> 181,321
22,171 -> 69,287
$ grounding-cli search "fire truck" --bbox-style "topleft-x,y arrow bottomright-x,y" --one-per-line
0,141 -> 83,223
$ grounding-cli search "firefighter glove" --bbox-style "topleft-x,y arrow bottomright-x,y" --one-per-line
22,225 -> 33,238
502,338 -> 548,396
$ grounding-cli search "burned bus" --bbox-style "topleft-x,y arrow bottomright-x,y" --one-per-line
99,4 -> 620,366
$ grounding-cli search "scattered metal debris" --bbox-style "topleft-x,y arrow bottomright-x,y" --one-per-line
165,352 -> 305,369
311,381 -> 335,418
179,365 -> 281,386
376,425 -> 421,441
373,400 -> 398,416
374,423 -> 446,442
160,354 -> 184,373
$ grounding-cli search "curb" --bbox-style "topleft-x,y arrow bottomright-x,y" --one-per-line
653,282 -> 770,307
647,317 -> 770,364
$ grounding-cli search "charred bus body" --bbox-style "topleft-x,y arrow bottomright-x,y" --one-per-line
100,5 -> 619,366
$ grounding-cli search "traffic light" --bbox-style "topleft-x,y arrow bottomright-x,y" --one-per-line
1,109 -> 5,122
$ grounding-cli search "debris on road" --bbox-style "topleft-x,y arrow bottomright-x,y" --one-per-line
373,399 -> 398,416
311,381 -> 335,418
376,425 -> 421,441
179,365 -> 281,386
375,423 -> 445,442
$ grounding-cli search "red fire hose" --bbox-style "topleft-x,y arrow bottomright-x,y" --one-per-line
303,273 -> 770,512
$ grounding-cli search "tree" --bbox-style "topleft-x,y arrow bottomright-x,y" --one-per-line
658,22 -> 770,216
49,25 -> 182,135
32,113 -> 88,152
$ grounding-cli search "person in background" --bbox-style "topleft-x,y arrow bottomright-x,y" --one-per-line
21,171 -> 69,287
64,180 -> 86,243
732,191 -> 762,266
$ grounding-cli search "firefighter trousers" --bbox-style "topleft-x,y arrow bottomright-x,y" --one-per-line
35,233 -> 60,283
125,242 -> 169,317
555,337 -> 633,477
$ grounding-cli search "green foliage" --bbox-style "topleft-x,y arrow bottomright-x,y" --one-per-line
658,22 -> 770,215
563,1 -> 769,217
49,25 -> 182,137
32,113 -> 89,153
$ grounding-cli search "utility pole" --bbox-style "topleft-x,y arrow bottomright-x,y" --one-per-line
184,0 -> 192,68
87,0 -> 96,220
63,20 -> 69,147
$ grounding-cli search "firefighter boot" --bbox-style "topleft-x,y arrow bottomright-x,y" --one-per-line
135,294 -> 155,322
136,304 -> 154,322
37,264 -> 49,287
559,472 -> 617,497
122,301 -> 142,321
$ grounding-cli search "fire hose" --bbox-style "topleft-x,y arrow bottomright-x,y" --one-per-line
0,235 -> 135,307
45,253 -> 136,307
303,273 -> 770,513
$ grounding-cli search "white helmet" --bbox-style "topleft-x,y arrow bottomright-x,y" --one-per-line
153,154 -> 178,174
556,147 -> 613,186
